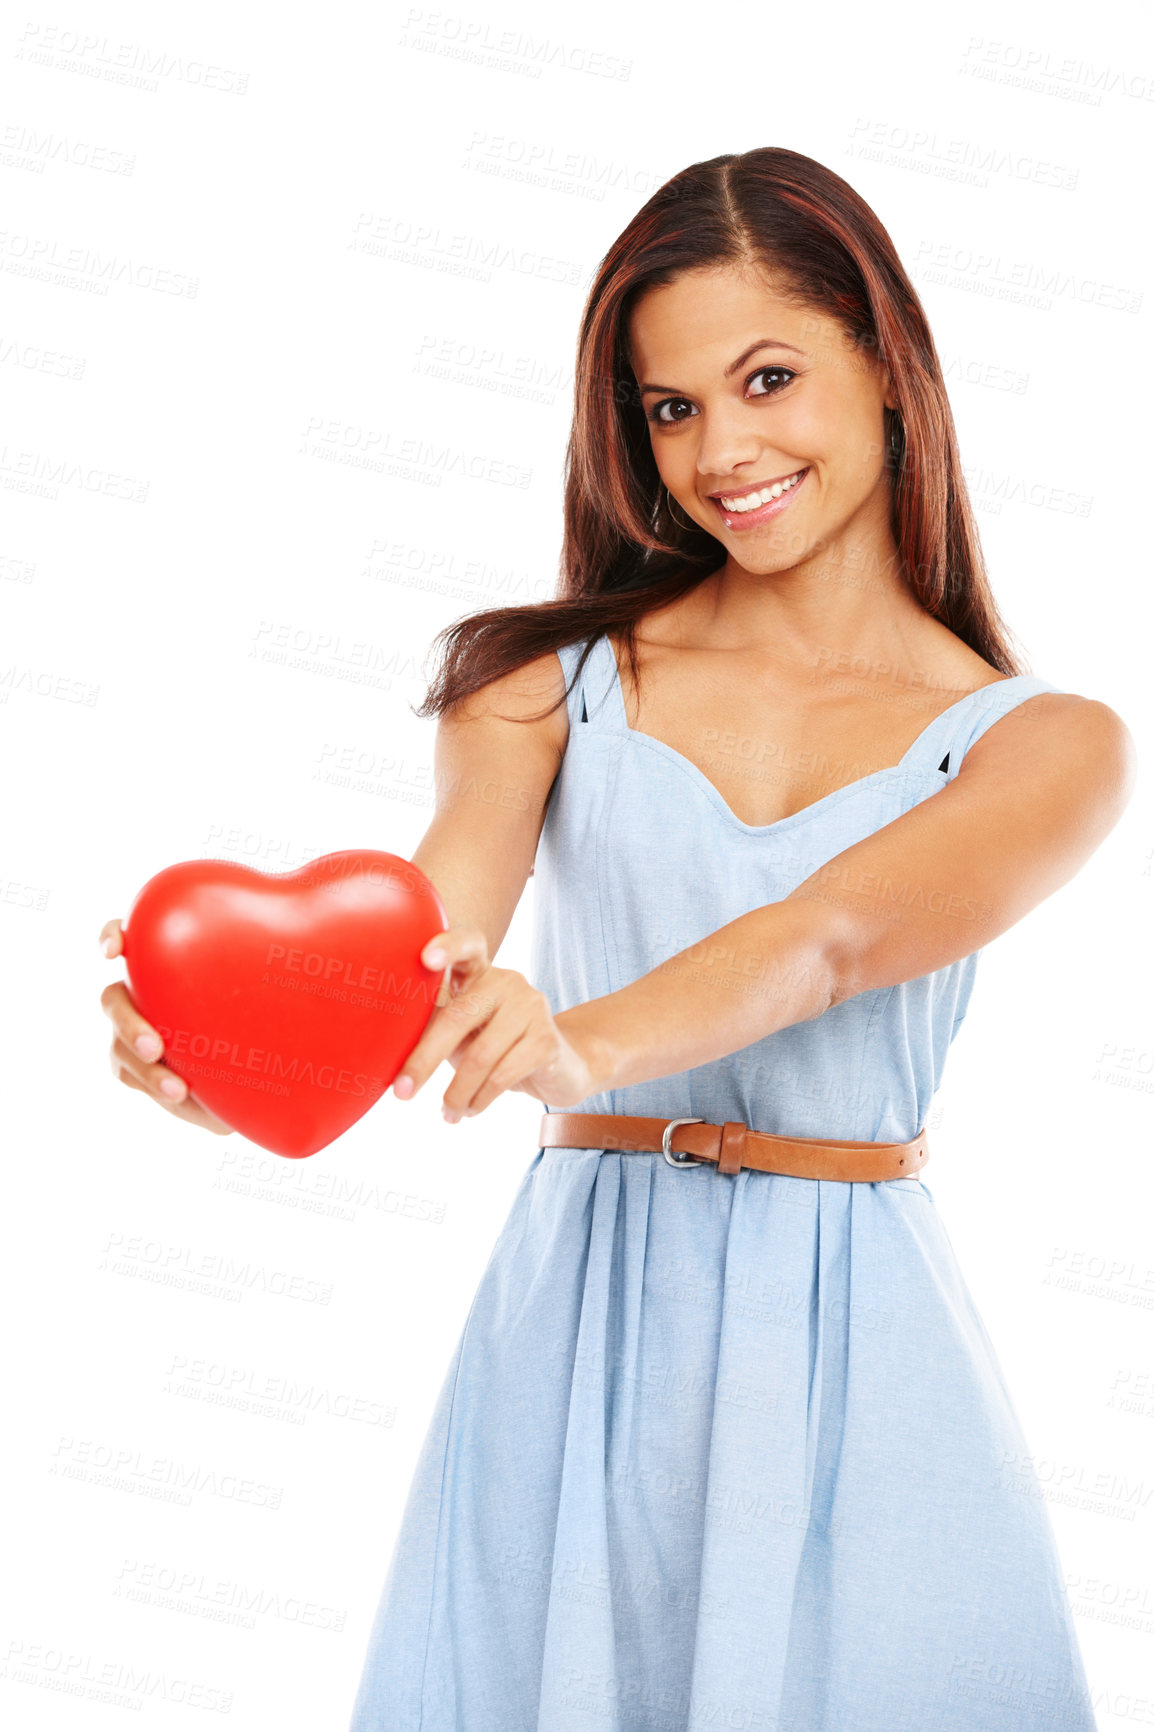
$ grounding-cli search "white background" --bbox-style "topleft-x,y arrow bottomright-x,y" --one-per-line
3,0 -> 1152,1725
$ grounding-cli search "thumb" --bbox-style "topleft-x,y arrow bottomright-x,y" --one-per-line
420,927 -> 489,994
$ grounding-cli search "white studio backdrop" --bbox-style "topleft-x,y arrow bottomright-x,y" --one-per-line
2,0 -> 1152,1724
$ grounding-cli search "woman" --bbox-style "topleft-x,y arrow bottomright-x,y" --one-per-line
102,149 -> 1133,1729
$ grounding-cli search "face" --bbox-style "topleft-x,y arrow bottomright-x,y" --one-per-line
627,263 -> 898,574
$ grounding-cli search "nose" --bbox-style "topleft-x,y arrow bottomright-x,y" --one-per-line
693,405 -> 778,492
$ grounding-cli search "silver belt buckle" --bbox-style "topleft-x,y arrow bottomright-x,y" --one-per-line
662,1116 -> 705,1167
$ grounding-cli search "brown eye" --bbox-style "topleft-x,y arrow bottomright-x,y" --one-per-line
649,398 -> 695,426
748,366 -> 796,396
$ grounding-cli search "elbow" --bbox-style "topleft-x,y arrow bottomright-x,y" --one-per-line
808,907 -> 974,1009
824,948 -> 871,1010
751,899 -> 856,1025
795,902 -> 873,1014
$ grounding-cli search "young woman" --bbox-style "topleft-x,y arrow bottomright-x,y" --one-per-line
102,149 -> 1133,1729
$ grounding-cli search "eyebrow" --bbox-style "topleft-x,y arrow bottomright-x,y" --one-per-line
638,337 -> 805,397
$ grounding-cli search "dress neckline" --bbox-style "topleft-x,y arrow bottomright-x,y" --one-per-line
592,632 -> 1027,838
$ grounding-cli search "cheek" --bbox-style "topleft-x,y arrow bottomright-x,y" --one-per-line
798,402 -> 884,489
774,398 -> 825,462
835,391 -> 889,473
651,439 -> 695,488
839,406 -> 886,471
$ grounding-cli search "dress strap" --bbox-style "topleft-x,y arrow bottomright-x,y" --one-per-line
553,640 -> 587,731
557,633 -> 629,733
907,674 -> 1061,781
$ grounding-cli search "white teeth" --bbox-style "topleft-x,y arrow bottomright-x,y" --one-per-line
718,470 -> 805,512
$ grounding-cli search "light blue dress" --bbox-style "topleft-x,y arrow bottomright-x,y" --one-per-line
348,632 -> 1097,1731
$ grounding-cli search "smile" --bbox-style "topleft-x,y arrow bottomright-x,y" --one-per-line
709,467 -> 810,530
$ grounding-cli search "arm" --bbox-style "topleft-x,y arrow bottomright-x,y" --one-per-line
411,650 -> 570,959
561,693 -> 1137,1095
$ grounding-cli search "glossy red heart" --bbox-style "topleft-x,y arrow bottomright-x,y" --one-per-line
120,850 -> 448,1158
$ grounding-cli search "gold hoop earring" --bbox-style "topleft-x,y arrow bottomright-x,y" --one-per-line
664,484 -> 697,534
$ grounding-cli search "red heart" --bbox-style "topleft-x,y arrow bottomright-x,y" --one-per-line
120,850 -> 448,1158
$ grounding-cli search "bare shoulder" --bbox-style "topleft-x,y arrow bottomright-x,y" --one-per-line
448,647 -> 570,729
438,647 -> 572,800
962,687 -> 1138,828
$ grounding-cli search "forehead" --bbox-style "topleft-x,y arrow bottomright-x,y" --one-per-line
626,264 -> 839,374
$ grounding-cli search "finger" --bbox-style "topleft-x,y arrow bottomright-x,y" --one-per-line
445,1026 -> 483,1067
116,1066 -> 152,1097
98,917 -> 123,959
458,1037 -> 543,1118
441,1000 -> 536,1119
455,1025 -> 556,1119
112,1054 -> 233,1135
392,1000 -> 483,1100
101,977 -> 166,1065
421,928 -> 488,989
392,976 -> 499,1100
110,1031 -> 188,1104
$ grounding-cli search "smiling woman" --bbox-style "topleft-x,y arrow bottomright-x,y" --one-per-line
629,264 -> 908,572
639,330 -> 814,528
344,146 -> 1133,1732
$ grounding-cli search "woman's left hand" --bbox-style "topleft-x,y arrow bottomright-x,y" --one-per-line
510,1012 -> 605,1114
394,928 -> 609,1121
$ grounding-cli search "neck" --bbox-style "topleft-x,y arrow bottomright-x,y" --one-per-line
677,489 -> 934,678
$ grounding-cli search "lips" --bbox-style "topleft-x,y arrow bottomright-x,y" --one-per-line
708,468 -> 806,503
708,466 -> 811,531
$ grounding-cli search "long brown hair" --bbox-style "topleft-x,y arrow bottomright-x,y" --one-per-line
415,145 -> 1025,723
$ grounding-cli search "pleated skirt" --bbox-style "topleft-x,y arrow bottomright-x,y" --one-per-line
348,1145 -> 1097,1732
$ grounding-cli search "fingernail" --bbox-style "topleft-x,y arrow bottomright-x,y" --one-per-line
393,1075 -> 414,1100
464,1108 -> 477,1118
100,935 -> 115,957
425,948 -> 445,967
160,1077 -> 185,1099
135,1033 -> 161,1060
442,1106 -> 459,1124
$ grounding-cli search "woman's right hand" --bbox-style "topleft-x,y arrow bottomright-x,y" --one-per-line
99,918 -> 234,1136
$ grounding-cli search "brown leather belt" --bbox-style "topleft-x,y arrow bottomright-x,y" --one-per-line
538,1111 -> 929,1183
